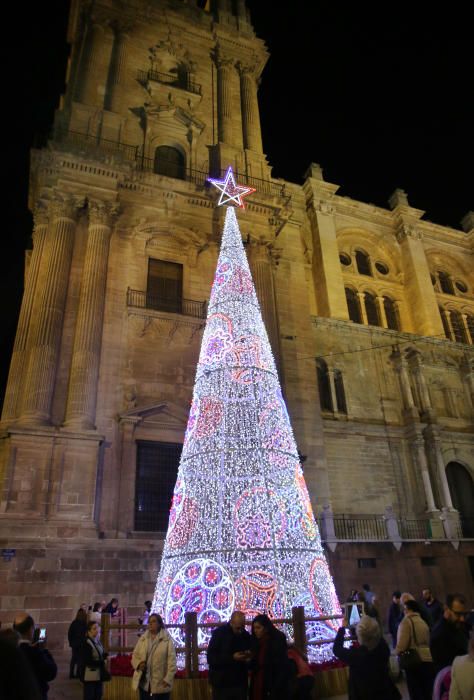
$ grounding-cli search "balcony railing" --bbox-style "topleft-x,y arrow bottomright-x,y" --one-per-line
53,131 -> 290,204
137,68 -> 202,95
333,515 -> 387,540
318,509 -> 473,546
127,288 -> 207,320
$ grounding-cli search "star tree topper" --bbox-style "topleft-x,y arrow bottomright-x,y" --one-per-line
208,166 -> 256,208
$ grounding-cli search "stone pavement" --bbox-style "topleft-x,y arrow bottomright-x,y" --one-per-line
47,653 -> 410,700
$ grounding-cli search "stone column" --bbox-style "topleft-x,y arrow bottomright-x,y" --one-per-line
411,438 -> 437,512
444,309 -> 455,341
423,425 -> 454,510
461,314 -> 472,344
376,296 -> 388,328
357,292 -> 368,325
75,19 -> 110,107
460,355 -> 474,408
1,203 -> 49,421
216,54 -> 234,144
238,64 -> 263,153
407,349 -> 434,418
327,369 -> 338,414
19,195 -> 82,425
105,25 -> 130,113
64,201 -> 117,430
248,240 -> 280,365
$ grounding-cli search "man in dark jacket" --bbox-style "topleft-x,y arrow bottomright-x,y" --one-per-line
207,611 -> 253,700
430,593 -> 469,672
13,613 -> 57,700
420,588 -> 443,627
387,591 -> 403,648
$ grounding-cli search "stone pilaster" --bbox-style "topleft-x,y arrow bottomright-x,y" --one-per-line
406,349 -> 435,420
105,24 -> 131,113
423,425 -> 455,510
248,240 -> 280,365
411,437 -> 437,512
75,18 -> 111,107
64,201 -> 117,430
390,190 -> 444,337
303,168 -> 348,320
376,295 -> 388,328
215,53 -> 235,145
19,194 -> 82,425
1,203 -> 49,422
460,355 -> 474,409
238,63 -> 263,153
390,347 -> 418,420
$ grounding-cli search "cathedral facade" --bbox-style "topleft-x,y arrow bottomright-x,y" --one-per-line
0,0 -> 473,648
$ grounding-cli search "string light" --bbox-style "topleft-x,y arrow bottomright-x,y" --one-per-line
153,204 -> 341,662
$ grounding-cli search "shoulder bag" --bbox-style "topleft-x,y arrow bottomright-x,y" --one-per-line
398,617 -> 422,671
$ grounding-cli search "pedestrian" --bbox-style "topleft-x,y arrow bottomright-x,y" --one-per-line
287,644 -> 314,700
449,635 -> 474,700
430,594 -> 469,672
207,610 -> 253,700
68,608 -> 88,679
13,613 -> 57,700
250,613 -> 291,700
131,613 -> 176,700
362,584 -> 375,606
396,599 -> 435,700
88,603 -> 103,625
0,635 -> 42,700
333,614 -> 400,699
79,620 -> 109,700
103,598 -> 120,617
420,589 -> 443,628
138,600 -> 152,630
388,591 -> 403,648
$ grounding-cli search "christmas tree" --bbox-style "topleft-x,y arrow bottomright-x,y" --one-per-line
153,171 -> 341,660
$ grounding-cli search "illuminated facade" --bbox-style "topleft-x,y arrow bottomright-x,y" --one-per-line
0,0 -> 473,648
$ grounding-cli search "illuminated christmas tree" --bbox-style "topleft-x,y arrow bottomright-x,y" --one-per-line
153,169 -> 341,660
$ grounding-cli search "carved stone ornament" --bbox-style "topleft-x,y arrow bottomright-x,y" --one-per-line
33,200 -> 49,227
395,223 -> 423,243
88,200 -> 121,227
49,192 -> 85,221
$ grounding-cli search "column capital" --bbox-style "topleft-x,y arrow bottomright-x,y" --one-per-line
49,193 -> 84,222
395,222 -> 423,243
214,48 -> 234,70
33,200 -> 50,227
236,61 -> 258,77
88,200 -> 120,227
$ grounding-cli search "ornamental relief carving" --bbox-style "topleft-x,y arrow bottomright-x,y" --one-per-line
395,223 -> 423,243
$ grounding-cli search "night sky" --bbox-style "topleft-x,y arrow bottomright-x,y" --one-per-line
1,1 -> 472,401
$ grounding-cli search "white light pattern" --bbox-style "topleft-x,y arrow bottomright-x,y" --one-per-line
153,207 -> 341,661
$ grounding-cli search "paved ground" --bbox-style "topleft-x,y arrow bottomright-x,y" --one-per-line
48,654 -> 410,700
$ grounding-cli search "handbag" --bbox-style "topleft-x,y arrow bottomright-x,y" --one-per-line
101,666 -> 112,682
398,617 -> 423,670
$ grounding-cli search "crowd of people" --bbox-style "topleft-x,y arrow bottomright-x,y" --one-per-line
0,587 -> 472,700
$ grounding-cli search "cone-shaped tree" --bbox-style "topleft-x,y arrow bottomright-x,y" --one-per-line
153,206 -> 341,660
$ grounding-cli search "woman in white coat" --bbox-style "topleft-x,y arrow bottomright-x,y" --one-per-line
449,637 -> 474,700
132,613 -> 176,700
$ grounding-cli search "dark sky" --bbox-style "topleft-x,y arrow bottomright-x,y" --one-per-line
1,0 -> 472,402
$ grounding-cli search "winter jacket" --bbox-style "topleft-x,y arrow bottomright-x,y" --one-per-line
132,628 -> 176,695
207,622 -> 253,689
396,613 -> 432,663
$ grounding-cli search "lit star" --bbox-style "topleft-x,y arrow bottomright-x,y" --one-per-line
207,166 -> 256,208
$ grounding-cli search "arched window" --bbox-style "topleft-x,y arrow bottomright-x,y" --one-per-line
438,271 -> 454,295
439,306 -> 451,339
154,146 -> 185,179
345,288 -> 361,324
384,297 -> 400,331
355,250 -> 372,276
446,462 -> 474,537
334,369 -> 347,414
450,310 -> 467,344
316,358 -> 333,412
364,292 -> 380,327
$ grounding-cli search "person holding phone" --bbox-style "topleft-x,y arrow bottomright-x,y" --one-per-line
13,612 -> 57,700
207,611 -> 253,700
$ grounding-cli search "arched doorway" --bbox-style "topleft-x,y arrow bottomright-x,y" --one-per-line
446,462 -> 474,537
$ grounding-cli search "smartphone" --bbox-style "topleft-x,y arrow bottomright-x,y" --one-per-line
34,627 -> 47,643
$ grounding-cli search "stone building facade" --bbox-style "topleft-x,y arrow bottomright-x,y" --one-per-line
0,0 -> 473,648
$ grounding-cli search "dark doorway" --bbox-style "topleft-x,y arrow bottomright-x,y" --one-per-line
446,461 -> 474,537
